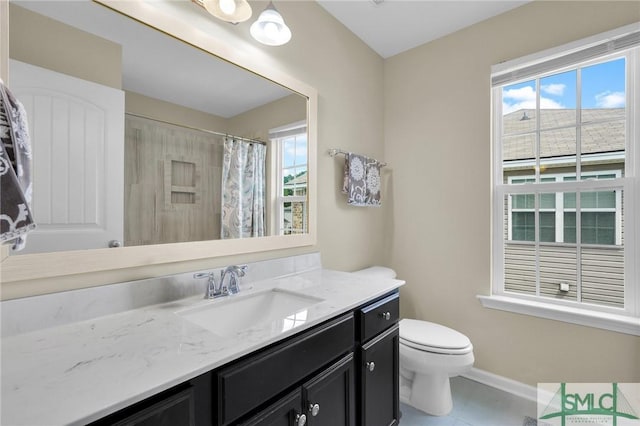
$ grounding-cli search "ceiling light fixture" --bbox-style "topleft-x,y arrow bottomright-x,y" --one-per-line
201,0 -> 252,23
250,2 -> 292,46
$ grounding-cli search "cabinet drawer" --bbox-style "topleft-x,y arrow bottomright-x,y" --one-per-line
89,386 -> 195,426
217,313 -> 355,425
112,387 -> 195,426
358,292 -> 399,343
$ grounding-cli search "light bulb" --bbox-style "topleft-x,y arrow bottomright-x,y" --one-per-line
250,2 -> 291,46
264,22 -> 279,40
219,0 -> 236,15
202,0 -> 251,23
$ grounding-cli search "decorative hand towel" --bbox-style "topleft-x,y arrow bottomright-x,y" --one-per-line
343,152 -> 383,207
342,153 -> 366,206
0,80 -> 35,250
364,157 -> 382,206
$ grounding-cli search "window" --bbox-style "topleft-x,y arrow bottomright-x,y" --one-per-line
270,122 -> 308,235
484,24 -> 640,334
507,172 -> 622,245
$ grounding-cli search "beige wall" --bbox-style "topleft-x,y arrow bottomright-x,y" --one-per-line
384,1 -> 640,386
255,1 -> 388,272
125,91 -> 228,133
1,1 -> 8,81
0,1 -> 387,296
227,93 -> 307,141
9,4 -> 121,89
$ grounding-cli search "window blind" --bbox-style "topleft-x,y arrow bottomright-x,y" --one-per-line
491,28 -> 640,87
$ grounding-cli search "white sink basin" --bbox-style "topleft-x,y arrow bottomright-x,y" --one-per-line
177,289 -> 324,337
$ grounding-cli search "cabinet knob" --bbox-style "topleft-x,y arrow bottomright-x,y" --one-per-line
379,311 -> 391,320
308,403 -> 320,417
295,413 -> 307,426
366,361 -> 375,372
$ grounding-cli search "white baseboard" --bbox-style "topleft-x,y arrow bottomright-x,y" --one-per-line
461,367 -> 538,402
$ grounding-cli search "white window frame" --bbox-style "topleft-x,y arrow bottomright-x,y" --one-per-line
507,171 -> 623,245
270,121 -> 308,236
480,23 -> 640,336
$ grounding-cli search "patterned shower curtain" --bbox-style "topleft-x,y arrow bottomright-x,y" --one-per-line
221,138 -> 266,239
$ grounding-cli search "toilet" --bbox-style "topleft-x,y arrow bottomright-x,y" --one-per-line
353,266 -> 474,416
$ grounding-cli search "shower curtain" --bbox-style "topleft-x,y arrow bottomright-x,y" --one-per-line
221,138 -> 266,239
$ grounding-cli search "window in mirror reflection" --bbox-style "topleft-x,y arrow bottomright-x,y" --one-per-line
271,122 -> 307,235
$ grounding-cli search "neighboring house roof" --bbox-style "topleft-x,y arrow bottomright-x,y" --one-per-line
503,108 -> 625,162
284,171 -> 307,187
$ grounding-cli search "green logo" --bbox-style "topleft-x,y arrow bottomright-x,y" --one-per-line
539,383 -> 639,426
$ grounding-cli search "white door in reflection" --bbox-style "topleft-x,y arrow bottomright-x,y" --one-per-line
9,60 -> 124,254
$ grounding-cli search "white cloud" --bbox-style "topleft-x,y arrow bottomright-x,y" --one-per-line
541,83 -> 566,96
595,91 -> 625,108
503,86 -> 536,102
502,85 -> 564,114
540,98 -> 564,109
502,100 -> 535,115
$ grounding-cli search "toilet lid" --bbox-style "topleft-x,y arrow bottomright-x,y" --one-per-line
400,319 -> 472,354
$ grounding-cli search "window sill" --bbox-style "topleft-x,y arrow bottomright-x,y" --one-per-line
477,295 -> 640,336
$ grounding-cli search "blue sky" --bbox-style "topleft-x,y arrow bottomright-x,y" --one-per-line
502,57 -> 626,114
283,134 -> 308,176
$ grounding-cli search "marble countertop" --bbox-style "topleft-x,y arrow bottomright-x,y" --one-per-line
1,268 -> 403,426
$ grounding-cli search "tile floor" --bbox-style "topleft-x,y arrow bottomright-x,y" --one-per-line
399,377 -> 538,426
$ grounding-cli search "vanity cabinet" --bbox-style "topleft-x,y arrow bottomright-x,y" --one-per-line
90,291 -> 399,426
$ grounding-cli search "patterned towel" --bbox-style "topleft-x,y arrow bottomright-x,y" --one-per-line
342,153 -> 382,207
0,80 -> 35,250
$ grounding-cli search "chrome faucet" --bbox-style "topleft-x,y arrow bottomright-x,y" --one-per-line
193,271 -> 221,299
194,265 -> 248,299
222,264 -> 248,295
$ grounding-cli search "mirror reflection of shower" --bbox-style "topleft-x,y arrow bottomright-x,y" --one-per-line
125,114 -> 268,245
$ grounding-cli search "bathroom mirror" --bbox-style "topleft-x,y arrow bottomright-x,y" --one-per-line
0,0 -> 317,282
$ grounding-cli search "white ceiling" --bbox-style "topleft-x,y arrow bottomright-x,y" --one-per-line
317,0 -> 531,58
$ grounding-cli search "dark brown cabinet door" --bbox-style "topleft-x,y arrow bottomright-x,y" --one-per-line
303,354 -> 356,426
360,325 -> 399,426
111,387 -> 195,426
238,390 -> 303,426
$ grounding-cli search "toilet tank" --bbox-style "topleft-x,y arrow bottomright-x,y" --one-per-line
352,266 -> 397,279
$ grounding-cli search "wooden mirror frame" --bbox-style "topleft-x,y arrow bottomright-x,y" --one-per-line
0,0 -> 317,284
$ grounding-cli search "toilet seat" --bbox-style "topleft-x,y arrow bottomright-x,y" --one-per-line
400,319 -> 473,355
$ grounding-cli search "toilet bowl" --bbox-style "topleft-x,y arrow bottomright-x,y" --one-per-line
353,266 -> 475,417
399,319 -> 474,416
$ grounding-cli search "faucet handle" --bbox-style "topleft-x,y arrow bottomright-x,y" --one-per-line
236,265 -> 248,277
224,265 -> 248,295
194,271 -> 221,299
193,272 -> 214,280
